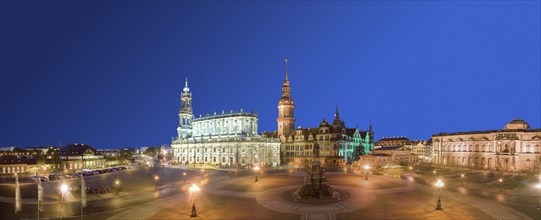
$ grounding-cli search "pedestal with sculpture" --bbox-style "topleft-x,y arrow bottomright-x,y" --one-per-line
291,144 -> 337,200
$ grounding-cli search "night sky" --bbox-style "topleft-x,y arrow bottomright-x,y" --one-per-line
1,1 -> 540,148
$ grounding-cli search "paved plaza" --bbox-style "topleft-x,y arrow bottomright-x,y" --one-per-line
110,170 -> 536,220
1,166 -> 540,219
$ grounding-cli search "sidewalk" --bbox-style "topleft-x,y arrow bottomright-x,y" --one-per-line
394,175 -> 532,220
411,172 -> 540,197
107,174 -> 240,220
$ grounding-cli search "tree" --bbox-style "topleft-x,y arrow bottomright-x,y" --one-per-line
119,149 -> 133,163
144,147 -> 160,157
36,153 -> 46,166
352,146 -> 363,162
48,149 -> 62,171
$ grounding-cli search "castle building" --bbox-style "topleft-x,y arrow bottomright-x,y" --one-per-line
432,119 -> 541,173
172,78 -> 281,168
267,59 -> 374,166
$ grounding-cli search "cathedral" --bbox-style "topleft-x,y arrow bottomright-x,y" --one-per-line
263,59 -> 374,166
171,79 -> 281,168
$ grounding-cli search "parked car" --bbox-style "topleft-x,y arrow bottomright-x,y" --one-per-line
48,174 -> 62,181
32,176 -> 48,182
83,172 -> 94,177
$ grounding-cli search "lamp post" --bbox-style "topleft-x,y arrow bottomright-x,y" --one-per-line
254,166 -> 260,182
182,172 -> 187,184
499,178 -> 503,192
364,165 -> 370,181
80,155 -> 85,220
60,183 -> 68,220
461,174 -> 465,187
154,175 -> 159,190
433,170 -> 437,181
162,150 -> 168,163
435,179 -> 444,210
535,179 -> 541,211
189,184 -> 200,217
114,180 -> 120,196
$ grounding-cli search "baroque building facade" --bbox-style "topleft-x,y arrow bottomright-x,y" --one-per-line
172,79 -> 281,168
359,146 -> 416,168
375,136 -> 411,147
265,59 -> 374,166
432,119 -> 541,173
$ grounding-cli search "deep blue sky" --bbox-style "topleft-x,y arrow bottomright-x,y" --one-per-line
1,1 -> 540,148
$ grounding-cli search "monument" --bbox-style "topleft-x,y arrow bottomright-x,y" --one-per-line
291,144 -> 336,200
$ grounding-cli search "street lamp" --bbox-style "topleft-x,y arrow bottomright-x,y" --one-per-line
189,184 -> 200,217
154,175 -> 159,190
114,179 -> 120,195
433,170 -> 437,180
363,165 -> 370,181
461,174 -> 465,187
182,172 -> 187,184
254,166 -> 260,182
60,183 -> 68,219
498,178 -> 503,192
535,181 -> 541,211
435,179 -> 444,210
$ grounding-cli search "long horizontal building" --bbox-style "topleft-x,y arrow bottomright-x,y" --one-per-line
172,79 -> 280,168
432,119 -> 541,173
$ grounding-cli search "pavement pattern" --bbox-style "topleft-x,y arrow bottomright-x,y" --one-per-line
106,172 -> 534,220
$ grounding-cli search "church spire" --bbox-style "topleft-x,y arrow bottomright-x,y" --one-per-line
369,118 -> 373,132
335,102 -> 339,119
277,57 -> 295,139
182,76 -> 190,94
281,58 -> 291,97
284,57 -> 289,81
178,76 -> 194,139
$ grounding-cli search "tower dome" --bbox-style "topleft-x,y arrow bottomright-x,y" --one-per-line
504,118 -> 530,130
319,119 -> 329,127
182,77 -> 190,93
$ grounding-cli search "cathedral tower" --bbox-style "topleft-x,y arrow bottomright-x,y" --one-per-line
177,77 -> 193,139
277,58 -> 295,139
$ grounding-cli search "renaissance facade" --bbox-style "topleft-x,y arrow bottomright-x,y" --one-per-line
432,119 -> 541,173
264,59 -> 374,166
172,79 -> 281,168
